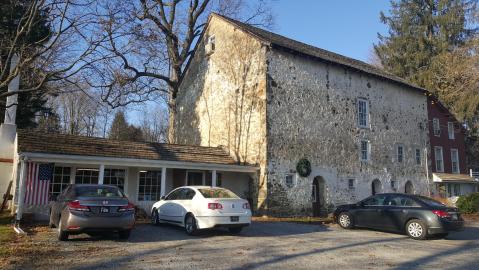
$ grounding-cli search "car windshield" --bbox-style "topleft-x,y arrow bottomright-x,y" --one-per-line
198,188 -> 239,199
416,196 -> 445,207
75,186 -> 124,198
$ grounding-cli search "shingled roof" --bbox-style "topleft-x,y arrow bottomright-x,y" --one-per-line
17,130 -> 237,165
212,14 -> 426,94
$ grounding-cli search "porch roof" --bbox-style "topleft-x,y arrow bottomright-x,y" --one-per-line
16,130 -> 256,171
432,173 -> 479,184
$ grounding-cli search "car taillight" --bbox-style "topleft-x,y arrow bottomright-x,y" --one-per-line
68,200 -> 90,212
243,202 -> 250,209
118,202 -> 135,212
432,210 -> 451,218
208,203 -> 223,210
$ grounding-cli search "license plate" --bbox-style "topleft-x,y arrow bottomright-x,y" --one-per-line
100,207 -> 109,213
451,214 -> 458,220
230,216 -> 239,222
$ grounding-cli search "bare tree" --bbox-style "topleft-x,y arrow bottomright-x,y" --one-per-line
89,0 -> 273,142
0,0 -> 108,100
139,104 -> 169,142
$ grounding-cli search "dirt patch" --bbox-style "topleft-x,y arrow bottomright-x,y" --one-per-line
463,213 -> 479,222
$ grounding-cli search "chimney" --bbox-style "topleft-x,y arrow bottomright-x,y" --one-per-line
0,54 -> 20,158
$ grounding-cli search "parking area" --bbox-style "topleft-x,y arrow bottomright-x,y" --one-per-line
4,221 -> 479,270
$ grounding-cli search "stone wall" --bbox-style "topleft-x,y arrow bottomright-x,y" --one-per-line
265,48 -> 431,216
174,16 -> 268,211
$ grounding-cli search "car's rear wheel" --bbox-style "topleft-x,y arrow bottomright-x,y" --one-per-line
406,219 -> 427,240
57,218 -> 69,241
119,229 -> 131,240
185,214 -> 198,236
337,212 -> 353,229
151,209 -> 160,226
228,227 -> 243,234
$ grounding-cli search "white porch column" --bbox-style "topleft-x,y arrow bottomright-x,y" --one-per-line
212,170 -> 217,187
160,167 -> 166,197
16,158 -> 27,221
98,164 -> 105,184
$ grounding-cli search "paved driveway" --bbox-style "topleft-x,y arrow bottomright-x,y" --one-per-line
9,221 -> 479,270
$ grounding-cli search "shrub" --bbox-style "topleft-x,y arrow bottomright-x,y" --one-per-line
456,193 -> 479,214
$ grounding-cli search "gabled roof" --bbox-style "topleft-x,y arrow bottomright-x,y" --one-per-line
211,13 -> 427,94
16,130 -> 238,165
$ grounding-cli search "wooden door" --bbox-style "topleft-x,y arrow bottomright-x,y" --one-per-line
312,177 -> 321,217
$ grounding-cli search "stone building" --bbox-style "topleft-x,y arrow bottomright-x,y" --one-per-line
174,14 -> 431,216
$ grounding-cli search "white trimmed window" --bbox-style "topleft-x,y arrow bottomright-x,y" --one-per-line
396,144 -> 404,163
104,169 -> 126,191
285,174 -> 295,188
433,118 -> 440,136
75,168 -> 99,184
50,166 -> 71,198
415,148 -> 421,165
357,99 -> 369,128
448,122 -> 455,140
138,170 -> 162,201
434,146 -> 444,172
186,171 -> 205,185
451,149 -> 460,174
360,140 -> 370,161
348,179 -> 355,189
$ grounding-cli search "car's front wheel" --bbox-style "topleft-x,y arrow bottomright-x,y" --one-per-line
57,218 -> 69,241
406,219 -> 427,240
184,214 -> 198,236
119,229 -> 131,240
337,212 -> 353,229
228,227 -> 243,234
151,209 -> 160,226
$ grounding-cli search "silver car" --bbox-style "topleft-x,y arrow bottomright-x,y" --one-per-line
49,184 -> 135,241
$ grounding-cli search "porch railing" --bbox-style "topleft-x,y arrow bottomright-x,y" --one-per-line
470,169 -> 479,180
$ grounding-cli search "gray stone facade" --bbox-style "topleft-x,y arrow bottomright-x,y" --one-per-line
175,14 -> 431,216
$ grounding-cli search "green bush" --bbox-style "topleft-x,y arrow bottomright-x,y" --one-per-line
456,192 -> 479,214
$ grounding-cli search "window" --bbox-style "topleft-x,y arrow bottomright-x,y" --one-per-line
434,146 -> 444,172
138,170 -> 162,201
182,188 -> 196,200
360,140 -> 370,161
396,145 -> 404,163
391,180 -> 397,190
348,179 -> 355,189
433,118 -> 440,136
447,184 -> 461,197
75,185 -> 123,198
186,171 -> 204,185
387,195 -> 420,207
50,166 -> 71,198
198,188 -> 239,199
357,99 -> 369,128
415,149 -> 421,165
448,122 -> 455,140
104,169 -> 126,190
362,194 -> 388,206
75,169 -> 99,184
451,149 -> 460,174
165,188 -> 183,200
285,174 -> 295,188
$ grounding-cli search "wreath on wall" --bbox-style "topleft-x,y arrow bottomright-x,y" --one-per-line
296,158 -> 311,177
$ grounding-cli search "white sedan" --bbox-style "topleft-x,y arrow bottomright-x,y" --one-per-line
150,186 -> 252,235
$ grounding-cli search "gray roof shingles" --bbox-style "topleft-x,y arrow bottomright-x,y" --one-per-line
17,130 -> 237,165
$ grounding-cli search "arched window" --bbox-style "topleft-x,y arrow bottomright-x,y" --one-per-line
405,181 -> 414,194
372,179 -> 381,195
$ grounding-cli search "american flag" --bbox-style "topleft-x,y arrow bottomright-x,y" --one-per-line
24,163 -> 54,205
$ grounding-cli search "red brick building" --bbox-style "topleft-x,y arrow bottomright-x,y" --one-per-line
427,96 -> 478,197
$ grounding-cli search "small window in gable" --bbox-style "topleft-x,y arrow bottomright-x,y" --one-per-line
357,99 -> 369,128
448,122 -> 455,140
433,118 -> 440,137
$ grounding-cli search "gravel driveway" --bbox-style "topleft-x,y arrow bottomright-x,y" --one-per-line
7,221 -> 479,270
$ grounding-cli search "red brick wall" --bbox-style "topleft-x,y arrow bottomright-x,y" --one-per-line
427,97 -> 467,174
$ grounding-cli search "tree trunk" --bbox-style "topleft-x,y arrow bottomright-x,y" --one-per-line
167,70 -> 179,143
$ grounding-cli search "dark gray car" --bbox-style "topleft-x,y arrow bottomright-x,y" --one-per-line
49,184 -> 135,241
333,193 -> 464,240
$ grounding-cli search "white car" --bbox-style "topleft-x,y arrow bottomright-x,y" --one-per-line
150,186 -> 252,235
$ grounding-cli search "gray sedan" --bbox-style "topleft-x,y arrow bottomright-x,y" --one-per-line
49,184 -> 135,241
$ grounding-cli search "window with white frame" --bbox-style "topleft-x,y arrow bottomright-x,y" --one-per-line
348,179 -> 355,189
448,122 -> 455,140
451,149 -> 460,174
186,171 -> 204,185
360,140 -> 370,161
104,169 -> 126,190
50,166 -> 71,198
138,170 -> 162,201
415,148 -> 421,165
433,118 -> 440,136
396,144 -> 404,163
75,169 -> 99,184
285,174 -> 295,188
434,146 -> 444,172
357,99 -> 369,128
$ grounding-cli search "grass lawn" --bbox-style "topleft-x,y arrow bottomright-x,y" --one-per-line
0,212 -> 15,257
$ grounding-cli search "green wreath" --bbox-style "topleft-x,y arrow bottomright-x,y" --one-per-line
296,158 -> 311,177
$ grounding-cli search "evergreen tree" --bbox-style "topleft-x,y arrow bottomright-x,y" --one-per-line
0,0 -> 52,128
374,0 -> 477,87
108,111 -> 144,141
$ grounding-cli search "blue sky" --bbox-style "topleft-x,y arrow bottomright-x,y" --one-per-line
270,0 -> 391,62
